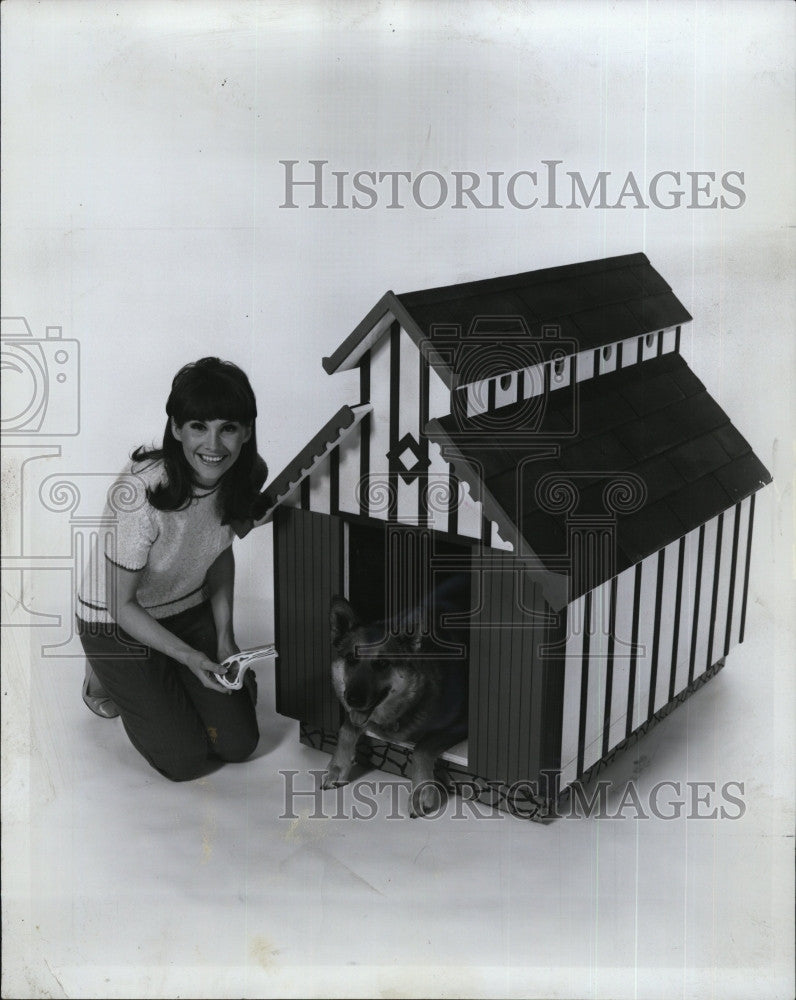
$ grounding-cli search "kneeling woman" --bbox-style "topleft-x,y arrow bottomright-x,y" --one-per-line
77,357 -> 268,781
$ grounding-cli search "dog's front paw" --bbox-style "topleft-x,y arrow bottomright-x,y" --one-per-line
322,764 -> 350,789
409,780 -> 446,818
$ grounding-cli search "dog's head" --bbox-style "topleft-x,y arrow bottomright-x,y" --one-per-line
329,596 -> 421,727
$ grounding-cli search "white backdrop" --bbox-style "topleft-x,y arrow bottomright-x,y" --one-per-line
2,2 -> 793,998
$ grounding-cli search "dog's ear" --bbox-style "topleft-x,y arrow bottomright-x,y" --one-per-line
329,597 -> 357,645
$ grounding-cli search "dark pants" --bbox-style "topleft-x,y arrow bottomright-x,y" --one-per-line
78,602 -> 259,782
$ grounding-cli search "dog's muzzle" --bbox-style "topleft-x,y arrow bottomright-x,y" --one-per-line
345,683 -> 390,725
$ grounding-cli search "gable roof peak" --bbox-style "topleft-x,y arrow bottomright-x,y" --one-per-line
323,253 -> 691,384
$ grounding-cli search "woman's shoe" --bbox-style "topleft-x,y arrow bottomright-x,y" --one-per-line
82,668 -> 120,719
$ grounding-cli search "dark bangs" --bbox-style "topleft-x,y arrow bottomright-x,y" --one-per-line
167,358 -> 258,428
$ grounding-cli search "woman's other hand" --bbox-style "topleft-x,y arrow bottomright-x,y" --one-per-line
216,639 -> 240,665
185,650 -> 232,694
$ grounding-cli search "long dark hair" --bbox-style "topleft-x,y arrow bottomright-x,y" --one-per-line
132,357 -> 266,524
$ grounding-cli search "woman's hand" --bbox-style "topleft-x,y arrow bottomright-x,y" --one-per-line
108,565 -> 231,694
184,649 -> 232,694
106,561 -> 234,695
216,638 -> 240,665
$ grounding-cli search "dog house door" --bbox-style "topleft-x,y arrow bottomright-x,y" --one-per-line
273,505 -> 344,730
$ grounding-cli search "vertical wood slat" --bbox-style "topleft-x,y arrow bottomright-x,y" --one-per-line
492,563 -> 508,785
388,321 -> 400,523
328,514 -> 345,730
654,539 -> 681,713
691,519 -> 718,683
601,577 -> 618,757
468,554 -> 553,787
273,506 -> 343,729
576,590 -> 592,775
606,566 -> 635,752
506,566 -> 520,782
624,562 -> 644,740
273,507 -> 284,711
518,583 -> 564,778
687,524 -> 707,685
517,573 -> 536,780
667,536 -> 687,704
583,581 -> 611,772
313,514 -> 325,725
727,496 -> 751,650
485,560 -> 502,782
513,565 -> 551,786
631,555 -> 658,732
738,493 -> 756,643
538,605 -> 565,780
280,506 -> 293,716
396,325 -> 421,524
325,515 -> 344,731
301,503 -> 312,719
674,526 -> 701,697
294,506 -> 305,721
722,501 -> 742,657
709,507 -> 736,668
508,570 -> 534,782
359,353 -> 371,519
367,329 -> 391,523
283,505 -> 299,717
469,555 -> 490,779
418,347 -> 430,528
498,561 -> 538,787
705,512 -> 725,674
559,596 -> 585,790
647,549 -> 667,720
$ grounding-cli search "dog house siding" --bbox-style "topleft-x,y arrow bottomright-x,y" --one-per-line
273,506 -> 344,730
557,498 -> 756,792
467,553 -> 562,786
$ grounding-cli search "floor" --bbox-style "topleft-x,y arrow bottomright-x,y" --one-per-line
2,599 -> 793,1000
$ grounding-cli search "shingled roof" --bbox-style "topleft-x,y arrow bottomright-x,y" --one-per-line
323,253 -> 692,384
427,352 -> 771,597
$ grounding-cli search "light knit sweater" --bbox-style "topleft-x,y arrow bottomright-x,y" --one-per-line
77,459 -> 235,625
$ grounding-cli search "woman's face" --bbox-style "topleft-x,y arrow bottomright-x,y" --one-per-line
171,418 -> 252,487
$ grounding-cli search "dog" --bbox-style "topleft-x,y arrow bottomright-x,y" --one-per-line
323,581 -> 468,817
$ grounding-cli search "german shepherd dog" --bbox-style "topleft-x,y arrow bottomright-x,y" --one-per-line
323,580 -> 468,817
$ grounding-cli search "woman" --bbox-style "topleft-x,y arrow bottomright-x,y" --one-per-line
77,357 -> 268,781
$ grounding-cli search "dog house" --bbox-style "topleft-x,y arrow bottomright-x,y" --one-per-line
255,253 -> 771,818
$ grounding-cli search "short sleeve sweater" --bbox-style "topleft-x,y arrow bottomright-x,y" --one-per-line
77,458 -> 235,625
